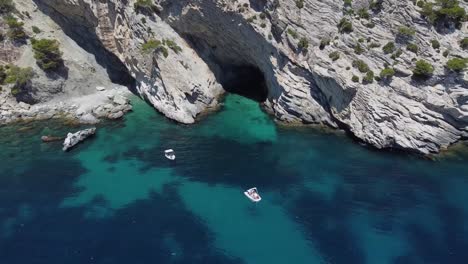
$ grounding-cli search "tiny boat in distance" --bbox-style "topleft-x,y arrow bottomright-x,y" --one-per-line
244,187 -> 261,202
164,149 -> 176,160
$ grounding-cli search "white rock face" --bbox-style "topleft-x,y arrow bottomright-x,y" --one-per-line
62,127 -> 96,151
25,0 -> 468,153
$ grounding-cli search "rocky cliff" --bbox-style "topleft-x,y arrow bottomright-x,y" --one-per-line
2,0 -> 468,154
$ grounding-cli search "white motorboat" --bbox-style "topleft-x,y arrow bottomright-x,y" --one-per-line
164,149 -> 176,160
244,187 -> 261,202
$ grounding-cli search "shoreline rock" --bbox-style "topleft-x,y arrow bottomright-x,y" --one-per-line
62,127 -> 96,151
0,88 -> 133,126
41,135 -> 64,142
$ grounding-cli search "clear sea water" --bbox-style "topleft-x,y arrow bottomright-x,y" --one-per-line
1,94 -> 468,264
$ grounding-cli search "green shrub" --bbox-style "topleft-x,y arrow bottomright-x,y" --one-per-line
319,38 -> 330,50
443,50 -> 449,57
461,38 -> 468,50
338,18 -> 353,33
398,26 -> 416,38
164,39 -> 182,53
31,38 -> 63,70
431,39 -> 440,49
295,0 -> 304,8
343,0 -> 352,7
446,58 -> 467,72
142,39 -> 162,53
352,75 -> 359,83
0,0 -> 15,14
366,22 -> 376,28
4,65 -> 34,91
413,59 -> 434,77
5,16 -> 26,41
363,70 -> 374,83
134,0 -> 155,12
329,51 -> 340,61
142,39 -> 182,57
0,65 -> 6,84
420,2 -> 438,24
382,42 -> 396,54
406,43 -> 419,54
354,43 -> 365,55
287,28 -> 298,39
298,37 -> 309,51
142,39 -> 167,57
438,4 -> 465,25
379,67 -> 395,79
419,0 -> 466,27
358,8 -> 370,19
32,26 -> 41,34
353,59 -> 369,73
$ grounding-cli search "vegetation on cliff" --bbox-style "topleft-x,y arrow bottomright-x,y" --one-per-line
31,38 -> 63,71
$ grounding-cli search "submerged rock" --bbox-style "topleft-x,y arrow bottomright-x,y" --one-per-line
41,135 -> 64,142
62,128 -> 96,151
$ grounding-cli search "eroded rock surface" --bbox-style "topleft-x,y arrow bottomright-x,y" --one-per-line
10,0 -> 468,153
62,127 -> 96,151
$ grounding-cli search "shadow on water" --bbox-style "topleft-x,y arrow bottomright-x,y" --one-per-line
285,149 -> 468,264
288,189 -> 366,264
119,134 -> 302,191
0,161 -> 244,264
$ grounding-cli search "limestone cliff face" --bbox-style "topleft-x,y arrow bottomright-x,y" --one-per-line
28,0 -> 468,154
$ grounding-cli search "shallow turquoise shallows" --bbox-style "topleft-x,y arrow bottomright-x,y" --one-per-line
1,94 -> 468,264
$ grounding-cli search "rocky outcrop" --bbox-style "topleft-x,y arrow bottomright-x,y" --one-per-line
14,0 -> 468,154
0,86 -> 132,125
62,127 -> 96,151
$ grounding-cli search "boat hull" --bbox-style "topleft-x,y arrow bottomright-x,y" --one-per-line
244,190 -> 261,202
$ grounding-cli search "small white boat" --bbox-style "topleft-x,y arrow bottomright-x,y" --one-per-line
244,187 -> 261,202
164,149 -> 176,160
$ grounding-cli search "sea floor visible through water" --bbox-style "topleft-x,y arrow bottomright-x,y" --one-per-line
1,94 -> 468,264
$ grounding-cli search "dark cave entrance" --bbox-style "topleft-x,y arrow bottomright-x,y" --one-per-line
181,35 -> 268,103
218,64 -> 269,102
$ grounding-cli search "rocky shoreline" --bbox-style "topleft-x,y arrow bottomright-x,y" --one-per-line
1,0 -> 466,155
0,87 -> 133,126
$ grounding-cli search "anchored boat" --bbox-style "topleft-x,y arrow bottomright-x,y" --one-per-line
164,149 -> 176,160
244,187 -> 261,202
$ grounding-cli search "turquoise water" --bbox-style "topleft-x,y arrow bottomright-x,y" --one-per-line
1,94 -> 468,264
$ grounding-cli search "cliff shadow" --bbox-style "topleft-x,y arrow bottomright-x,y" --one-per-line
32,0 -> 137,93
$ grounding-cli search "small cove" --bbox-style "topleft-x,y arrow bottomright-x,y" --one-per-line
0,94 -> 468,264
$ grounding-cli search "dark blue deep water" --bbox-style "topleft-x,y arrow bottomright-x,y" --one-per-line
1,94 -> 468,264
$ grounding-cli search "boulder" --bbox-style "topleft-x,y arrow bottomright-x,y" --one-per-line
108,111 -> 124,119
41,135 -> 64,142
62,127 -> 96,151
113,95 -> 128,105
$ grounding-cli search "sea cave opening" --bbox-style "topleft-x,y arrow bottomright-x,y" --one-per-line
219,64 -> 269,102
181,34 -> 268,103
